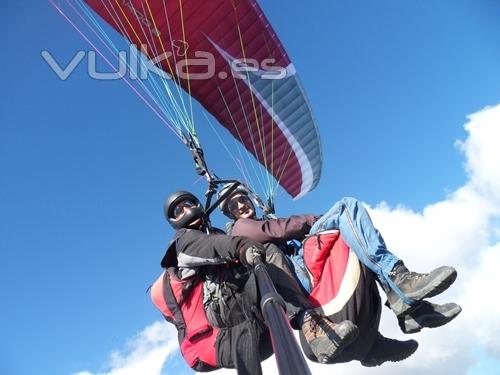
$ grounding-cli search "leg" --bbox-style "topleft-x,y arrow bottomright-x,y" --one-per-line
264,243 -> 358,362
231,320 -> 263,375
264,243 -> 313,325
310,197 -> 411,303
216,273 -> 272,374
310,197 -> 457,309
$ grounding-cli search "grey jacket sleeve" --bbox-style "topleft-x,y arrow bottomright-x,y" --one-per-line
174,229 -> 256,268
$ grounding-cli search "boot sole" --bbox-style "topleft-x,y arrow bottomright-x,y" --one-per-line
402,304 -> 462,334
404,267 -> 457,300
361,340 -> 418,367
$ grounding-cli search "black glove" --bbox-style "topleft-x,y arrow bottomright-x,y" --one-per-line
240,244 -> 266,267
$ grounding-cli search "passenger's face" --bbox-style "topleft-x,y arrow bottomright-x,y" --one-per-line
227,194 -> 255,219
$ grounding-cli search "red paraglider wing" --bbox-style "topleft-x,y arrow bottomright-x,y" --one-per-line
85,0 -> 322,198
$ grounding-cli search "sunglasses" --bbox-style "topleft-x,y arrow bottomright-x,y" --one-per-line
172,200 -> 197,219
227,195 -> 252,212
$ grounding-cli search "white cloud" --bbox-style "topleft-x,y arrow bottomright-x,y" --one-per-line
458,106 -> 500,206
259,104 -> 500,374
72,321 -> 179,375
354,104 -> 500,374
460,243 -> 500,354
358,104 -> 500,374
75,104 -> 500,374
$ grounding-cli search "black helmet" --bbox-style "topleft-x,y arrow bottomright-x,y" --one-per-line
217,183 -> 251,218
164,191 -> 205,230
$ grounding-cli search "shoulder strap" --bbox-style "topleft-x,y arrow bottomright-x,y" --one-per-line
161,239 -> 179,268
162,269 -> 186,328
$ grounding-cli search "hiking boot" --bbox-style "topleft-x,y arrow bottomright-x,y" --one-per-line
398,301 -> 462,334
389,262 -> 457,301
361,333 -> 418,367
301,312 -> 359,363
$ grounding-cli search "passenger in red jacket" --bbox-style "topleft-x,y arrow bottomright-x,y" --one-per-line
160,190 -> 359,374
217,184 -> 462,335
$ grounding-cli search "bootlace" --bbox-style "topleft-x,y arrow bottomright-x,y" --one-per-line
310,317 -> 319,335
405,271 -> 428,280
303,314 -> 321,339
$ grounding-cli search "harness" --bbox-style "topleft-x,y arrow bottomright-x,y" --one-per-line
150,267 -> 220,371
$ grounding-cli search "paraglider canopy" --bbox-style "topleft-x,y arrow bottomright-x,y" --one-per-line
82,0 -> 323,200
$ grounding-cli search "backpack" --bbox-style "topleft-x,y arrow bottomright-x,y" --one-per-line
150,267 -> 221,372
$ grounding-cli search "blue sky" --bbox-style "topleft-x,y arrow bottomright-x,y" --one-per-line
2,1 -> 500,375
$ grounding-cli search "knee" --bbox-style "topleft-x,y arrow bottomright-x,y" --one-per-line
339,196 -> 361,208
265,243 -> 286,263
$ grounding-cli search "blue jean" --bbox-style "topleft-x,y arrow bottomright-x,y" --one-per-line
309,197 -> 414,305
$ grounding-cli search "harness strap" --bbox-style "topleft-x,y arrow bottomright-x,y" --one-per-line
163,269 -> 186,329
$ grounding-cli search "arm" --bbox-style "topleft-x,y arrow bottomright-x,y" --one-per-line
174,229 -> 257,268
232,215 -> 319,244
